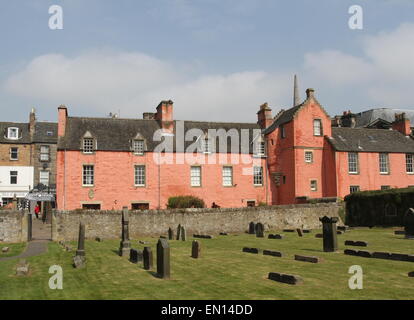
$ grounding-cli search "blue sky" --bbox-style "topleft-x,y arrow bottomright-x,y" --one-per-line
1,0 -> 413,123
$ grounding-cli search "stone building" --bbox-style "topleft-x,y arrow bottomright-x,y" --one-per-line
0,109 -> 57,207
55,78 -> 414,210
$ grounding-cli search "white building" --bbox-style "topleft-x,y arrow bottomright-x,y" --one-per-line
0,166 -> 34,206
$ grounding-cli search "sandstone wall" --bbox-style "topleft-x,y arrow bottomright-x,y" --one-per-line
0,211 -> 25,243
53,203 -> 343,241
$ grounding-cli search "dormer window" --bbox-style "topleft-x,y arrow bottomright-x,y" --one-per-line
7,127 -> 19,140
83,138 -> 94,154
132,140 -> 145,155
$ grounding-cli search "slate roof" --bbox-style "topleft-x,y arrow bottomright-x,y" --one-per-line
328,127 -> 414,153
355,108 -> 414,128
33,122 -> 58,143
0,122 -> 31,144
58,117 -> 262,153
0,121 -> 58,144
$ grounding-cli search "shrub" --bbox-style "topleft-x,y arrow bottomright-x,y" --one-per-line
167,196 -> 205,209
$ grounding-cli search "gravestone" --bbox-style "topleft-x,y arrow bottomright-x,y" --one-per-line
95,237 -> 103,242
176,224 -> 181,240
319,216 -> 338,252
268,234 -> 283,239
181,226 -> 186,241
372,252 -> 391,260
345,240 -> 368,247
168,228 -> 174,240
2,247 -> 10,253
73,255 -> 86,268
220,232 -> 228,236
263,250 -> 283,257
256,223 -> 264,238
268,272 -> 303,285
344,249 -> 358,256
408,271 -> 414,277
119,207 -> 131,257
242,247 -> 261,254
156,239 -> 170,279
143,247 -> 153,270
16,259 -> 30,276
294,254 -> 321,263
191,240 -> 201,259
130,249 -> 143,264
248,222 -> 256,234
75,222 -> 85,257
296,229 -> 303,237
404,208 -> 414,239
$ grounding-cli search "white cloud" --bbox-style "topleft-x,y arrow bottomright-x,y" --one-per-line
4,50 -> 290,121
302,23 -> 414,106
4,23 -> 414,121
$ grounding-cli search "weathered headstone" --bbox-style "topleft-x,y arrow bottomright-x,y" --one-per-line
268,234 -> 283,239
16,259 -> 30,276
344,249 -> 358,256
2,247 -> 10,253
408,271 -> 414,277
191,240 -> 201,259
156,239 -> 170,279
181,226 -> 186,241
242,247 -> 261,254
73,255 -> 86,268
220,232 -> 228,236
263,250 -> 283,257
319,216 -> 338,252
95,237 -> 103,242
256,223 -> 264,238
268,272 -> 303,285
130,248 -> 143,264
294,254 -> 321,263
345,240 -> 368,247
372,252 -> 391,260
404,208 -> 414,239
357,250 -> 372,258
75,222 -> 86,257
168,228 -> 174,240
176,224 -> 181,240
143,247 -> 153,270
248,222 -> 256,234
296,229 -> 303,237
119,207 -> 131,257
283,229 -> 295,232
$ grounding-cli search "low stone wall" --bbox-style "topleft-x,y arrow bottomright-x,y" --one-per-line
53,203 -> 343,241
0,211 -> 25,243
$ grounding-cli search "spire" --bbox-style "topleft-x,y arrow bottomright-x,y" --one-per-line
293,74 -> 300,107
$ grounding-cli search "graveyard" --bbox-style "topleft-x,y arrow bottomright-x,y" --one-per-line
1,226 -> 414,300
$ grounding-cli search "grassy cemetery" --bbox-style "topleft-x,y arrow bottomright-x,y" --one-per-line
1,221 -> 414,300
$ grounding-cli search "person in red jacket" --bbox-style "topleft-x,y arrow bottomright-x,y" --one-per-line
34,204 -> 40,219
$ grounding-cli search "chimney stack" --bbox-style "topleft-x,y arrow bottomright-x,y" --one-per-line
155,100 -> 174,133
392,113 -> 411,136
29,108 -> 36,137
293,75 -> 301,107
257,102 -> 273,129
58,105 -> 68,137
306,88 -> 315,99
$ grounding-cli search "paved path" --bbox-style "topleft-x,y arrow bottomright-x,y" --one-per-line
0,218 -> 51,262
0,240 -> 49,262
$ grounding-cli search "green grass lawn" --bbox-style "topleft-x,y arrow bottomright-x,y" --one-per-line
0,243 -> 27,258
0,228 -> 413,300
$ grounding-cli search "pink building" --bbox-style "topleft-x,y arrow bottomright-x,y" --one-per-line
56,86 -> 414,210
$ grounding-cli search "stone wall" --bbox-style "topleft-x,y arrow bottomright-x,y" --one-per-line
53,203 -> 343,241
0,211 -> 25,243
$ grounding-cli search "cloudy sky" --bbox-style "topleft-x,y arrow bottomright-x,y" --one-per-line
1,0 -> 413,123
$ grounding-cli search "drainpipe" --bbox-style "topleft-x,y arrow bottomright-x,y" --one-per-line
63,149 -> 66,210
158,152 -> 161,209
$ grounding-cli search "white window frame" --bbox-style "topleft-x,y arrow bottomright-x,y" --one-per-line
406,154 -> 414,174
379,153 -> 389,174
83,138 -> 94,154
7,127 -> 19,140
132,140 -> 145,155
348,152 -> 359,174
191,166 -> 201,187
305,151 -> 313,163
253,166 -> 263,186
281,125 -> 286,138
310,180 -> 318,191
222,166 -> 233,187
134,165 -> 146,186
350,185 -> 360,194
10,147 -> 18,161
313,119 -> 322,136
40,145 -> 50,161
10,171 -> 18,185
254,141 -> 266,157
39,171 -> 50,186
82,165 -> 94,186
